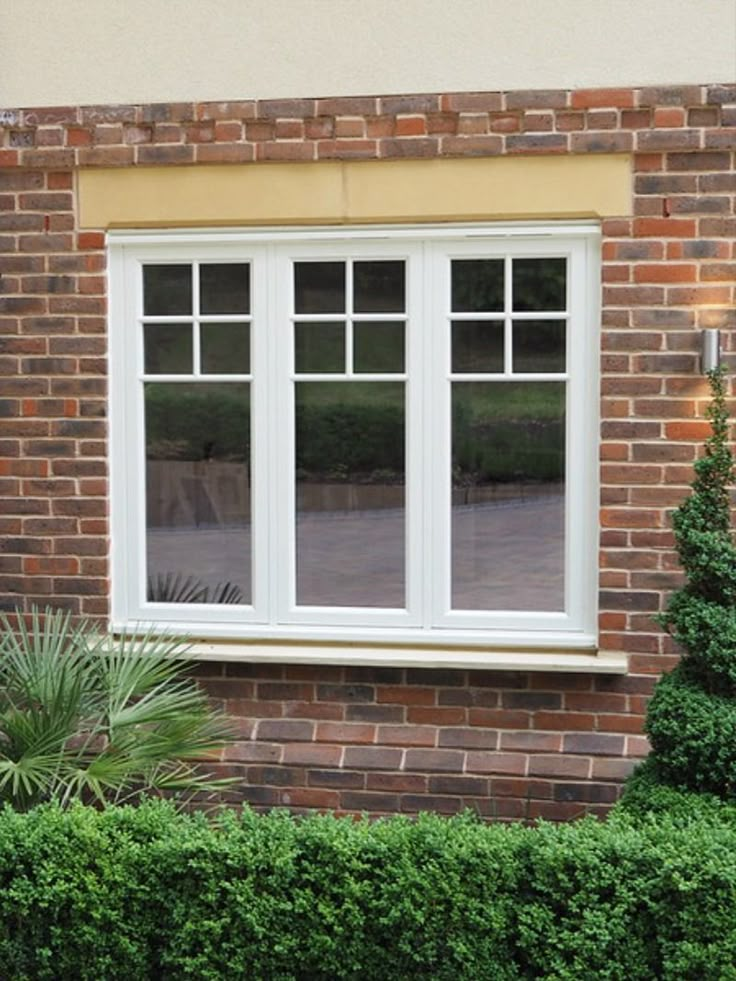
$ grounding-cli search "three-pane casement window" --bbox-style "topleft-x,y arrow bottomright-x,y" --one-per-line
109,224 -> 599,650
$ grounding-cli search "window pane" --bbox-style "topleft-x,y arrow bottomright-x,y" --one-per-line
295,261 -> 345,313
354,321 -> 405,373
513,320 -> 566,373
143,264 -> 192,315
200,263 -> 250,314
451,259 -> 504,312
353,260 -> 405,313
295,322 -> 345,374
452,320 -> 504,373
144,324 -> 192,374
295,382 -> 405,607
201,322 -> 250,374
145,383 -> 251,604
512,257 -> 566,312
451,381 -> 565,611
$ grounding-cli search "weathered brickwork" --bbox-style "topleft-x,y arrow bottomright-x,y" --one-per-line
1,83 -> 735,818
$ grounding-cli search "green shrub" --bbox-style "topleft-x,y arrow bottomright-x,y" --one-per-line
644,367 -> 736,796
2,801 -> 736,979
615,757 -> 736,826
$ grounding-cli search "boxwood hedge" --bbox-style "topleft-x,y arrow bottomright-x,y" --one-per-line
2,800 -> 736,980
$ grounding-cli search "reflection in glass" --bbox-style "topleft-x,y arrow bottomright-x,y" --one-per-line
200,263 -> 250,314
512,257 -> 566,312
451,259 -> 504,313
144,324 -> 192,374
295,322 -> 345,374
354,321 -> 405,373
451,382 -> 565,611
295,382 -> 405,607
354,261 -> 405,313
201,322 -> 250,374
452,320 -> 504,373
143,265 -> 192,316
513,320 -> 566,373
295,262 -> 345,314
145,383 -> 251,604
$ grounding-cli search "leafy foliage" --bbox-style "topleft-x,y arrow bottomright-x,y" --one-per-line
2,801 -> 736,979
0,608 -> 234,809
644,366 -> 736,794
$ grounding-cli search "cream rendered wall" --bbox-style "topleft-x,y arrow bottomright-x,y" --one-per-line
2,0 -> 734,109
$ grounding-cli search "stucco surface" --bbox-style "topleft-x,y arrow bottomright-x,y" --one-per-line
2,0 -> 734,108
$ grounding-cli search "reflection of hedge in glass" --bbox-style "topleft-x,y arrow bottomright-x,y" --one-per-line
453,382 -> 565,484
296,384 -> 405,479
145,384 -> 250,462
146,382 -> 563,483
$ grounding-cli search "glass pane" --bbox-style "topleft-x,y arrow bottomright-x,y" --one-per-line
354,321 -> 405,373
451,259 -> 504,313
354,261 -> 405,313
451,381 -> 565,611
295,382 -> 405,607
144,324 -> 192,374
294,261 -> 345,314
452,321 -> 504,373
295,322 -> 345,374
201,322 -> 250,374
145,383 -> 251,604
513,320 -> 566,373
143,265 -> 192,315
200,263 -> 250,314
512,257 -> 566,312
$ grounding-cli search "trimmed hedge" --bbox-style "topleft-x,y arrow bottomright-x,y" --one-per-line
3,801 -> 736,979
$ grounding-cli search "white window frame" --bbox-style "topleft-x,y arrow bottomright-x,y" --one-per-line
108,222 -> 602,662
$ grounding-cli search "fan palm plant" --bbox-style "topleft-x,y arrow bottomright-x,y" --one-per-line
0,607 -> 235,810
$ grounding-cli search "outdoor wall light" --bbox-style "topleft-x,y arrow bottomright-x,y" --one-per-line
701,328 -> 721,374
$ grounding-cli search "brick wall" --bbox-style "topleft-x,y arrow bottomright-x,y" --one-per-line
1,83 -> 735,818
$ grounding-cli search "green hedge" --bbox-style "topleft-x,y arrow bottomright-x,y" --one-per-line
2,801 -> 736,979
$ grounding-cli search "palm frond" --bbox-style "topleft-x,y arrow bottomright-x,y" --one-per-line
0,606 -> 237,810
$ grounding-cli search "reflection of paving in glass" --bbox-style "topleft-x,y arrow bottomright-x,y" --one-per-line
297,509 -> 405,607
147,492 -> 563,611
147,527 -> 252,602
452,493 -> 564,611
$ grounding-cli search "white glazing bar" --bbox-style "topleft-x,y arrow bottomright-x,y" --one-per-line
192,261 -> 201,376
504,253 -> 513,376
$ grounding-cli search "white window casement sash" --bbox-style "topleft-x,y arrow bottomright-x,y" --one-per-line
108,222 -> 601,656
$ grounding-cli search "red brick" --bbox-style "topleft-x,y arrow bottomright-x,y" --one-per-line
528,755 -> 591,779
283,788 -> 339,810
377,685 -> 434,705
406,706 -> 465,725
282,743 -> 343,766
395,115 -> 426,136
571,88 -> 635,109
500,732 -> 562,753
633,263 -> 696,283
257,720 -> 314,742
343,747 -> 402,770
315,723 -> 375,744
377,725 -> 436,747
404,749 -> 464,772
366,772 -> 427,793
633,217 -> 697,237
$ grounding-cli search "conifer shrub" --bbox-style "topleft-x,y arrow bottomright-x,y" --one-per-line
642,366 -> 736,795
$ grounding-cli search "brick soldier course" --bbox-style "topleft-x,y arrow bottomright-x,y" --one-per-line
1,83 -> 735,818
